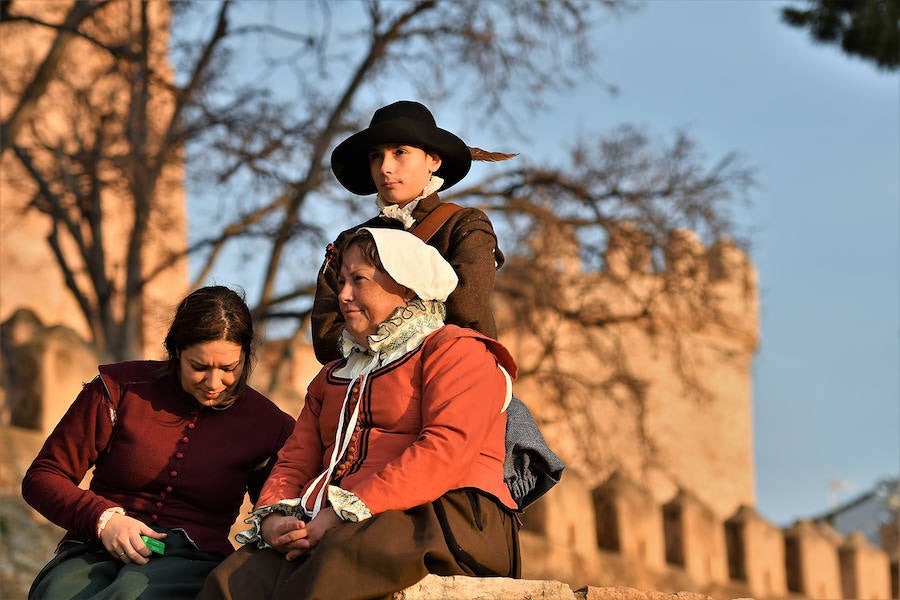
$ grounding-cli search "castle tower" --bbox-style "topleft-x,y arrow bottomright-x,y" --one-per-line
496,223 -> 759,519
1,0 -> 188,359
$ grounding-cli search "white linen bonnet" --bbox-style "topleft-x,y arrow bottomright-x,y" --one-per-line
360,227 -> 458,301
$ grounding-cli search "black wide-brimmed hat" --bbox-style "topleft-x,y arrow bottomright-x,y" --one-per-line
331,101 -> 472,196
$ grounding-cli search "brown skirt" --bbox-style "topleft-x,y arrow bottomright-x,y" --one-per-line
197,489 -> 520,600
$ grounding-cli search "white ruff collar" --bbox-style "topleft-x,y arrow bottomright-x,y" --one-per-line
335,299 -> 446,380
376,176 -> 445,229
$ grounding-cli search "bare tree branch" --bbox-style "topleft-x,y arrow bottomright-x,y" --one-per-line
1,0 -> 113,154
3,0 -> 755,427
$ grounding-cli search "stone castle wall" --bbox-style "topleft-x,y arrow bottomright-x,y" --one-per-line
498,223 -> 759,520
521,469 -> 895,599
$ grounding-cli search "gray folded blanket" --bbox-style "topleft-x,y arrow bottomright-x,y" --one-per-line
503,397 -> 566,510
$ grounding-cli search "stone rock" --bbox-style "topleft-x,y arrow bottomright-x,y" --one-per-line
577,586 -> 715,600
389,576 -> 728,600
392,574 -> 577,599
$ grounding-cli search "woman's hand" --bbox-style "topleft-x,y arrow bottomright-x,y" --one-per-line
304,508 -> 341,553
99,513 -> 167,566
260,514 -> 309,561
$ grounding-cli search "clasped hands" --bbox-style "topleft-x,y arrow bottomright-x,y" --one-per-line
260,507 -> 341,561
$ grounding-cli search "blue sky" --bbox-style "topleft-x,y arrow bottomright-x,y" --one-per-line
551,0 -> 900,525
207,0 -> 899,526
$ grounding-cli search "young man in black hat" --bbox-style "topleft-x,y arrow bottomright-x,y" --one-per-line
312,100 -> 506,364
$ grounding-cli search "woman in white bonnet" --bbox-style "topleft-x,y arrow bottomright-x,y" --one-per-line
198,228 -> 520,600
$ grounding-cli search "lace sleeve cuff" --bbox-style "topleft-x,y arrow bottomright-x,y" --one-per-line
234,498 -> 308,547
96,506 -> 126,538
328,485 -> 372,522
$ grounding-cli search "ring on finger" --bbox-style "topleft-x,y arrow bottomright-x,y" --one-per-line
118,552 -> 127,559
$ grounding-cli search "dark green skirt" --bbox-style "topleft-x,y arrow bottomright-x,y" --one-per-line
197,489 -> 521,600
29,528 -> 223,600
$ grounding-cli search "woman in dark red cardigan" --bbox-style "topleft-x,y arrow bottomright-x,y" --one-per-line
22,286 -> 296,600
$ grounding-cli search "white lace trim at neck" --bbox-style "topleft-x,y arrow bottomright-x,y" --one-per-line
376,175 -> 445,229
335,299 -> 446,379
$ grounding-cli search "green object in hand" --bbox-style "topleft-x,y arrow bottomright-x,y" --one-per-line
141,535 -> 166,555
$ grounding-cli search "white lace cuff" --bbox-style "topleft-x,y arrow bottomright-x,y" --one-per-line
328,485 -> 372,522
235,498 -> 309,547
96,506 -> 126,538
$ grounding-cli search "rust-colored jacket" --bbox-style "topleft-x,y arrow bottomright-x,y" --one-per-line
259,326 -> 518,514
311,193 -> 504,363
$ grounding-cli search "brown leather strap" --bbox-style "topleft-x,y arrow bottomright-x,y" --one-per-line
411,203 -> 463,242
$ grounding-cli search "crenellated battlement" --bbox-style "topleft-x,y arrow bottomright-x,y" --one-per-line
504,221 -> 759,350
527,220 -> 756,285
520,470 -> 895,600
